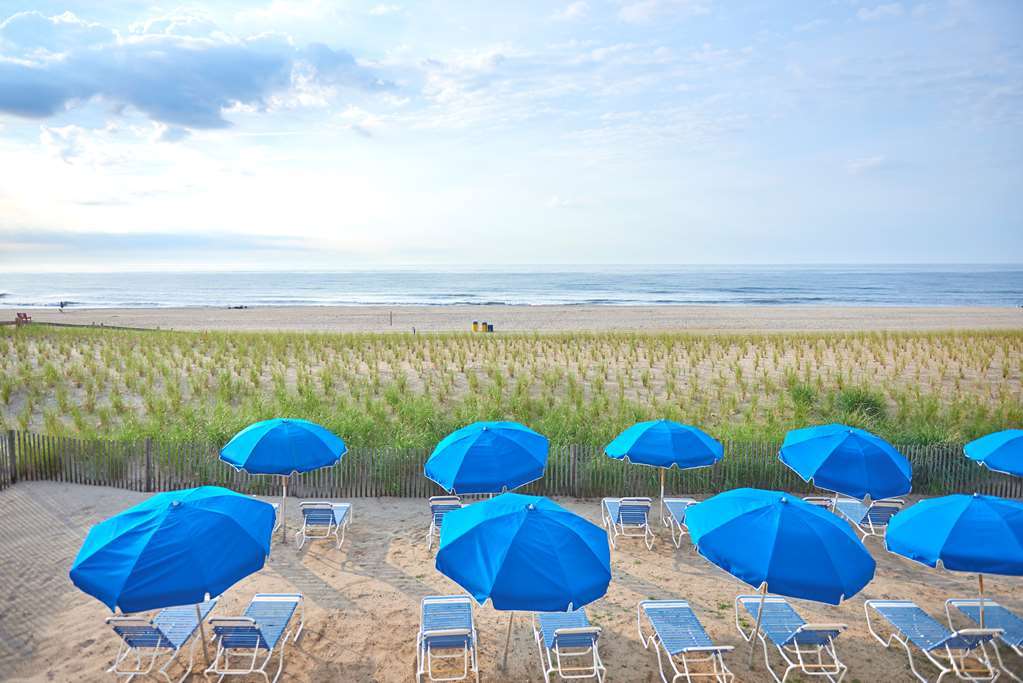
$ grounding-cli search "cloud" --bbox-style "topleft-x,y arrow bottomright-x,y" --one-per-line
368,4 -> 403,16
546,195 -> 585,208
0,11 -> 391,130
857,3 -> 904,21
618,0 -> 711,24
794,18 -> 828,33
0,229 -> 311,257
551,2 -> 589,21
847,155 -> 889,174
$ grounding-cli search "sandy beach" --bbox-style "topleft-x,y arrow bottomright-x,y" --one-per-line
3,481 -> 1021,682
3,305 -> 1022,333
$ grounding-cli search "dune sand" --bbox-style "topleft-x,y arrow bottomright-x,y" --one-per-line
3,481 -> 1021,682
3,304 -> 1022,333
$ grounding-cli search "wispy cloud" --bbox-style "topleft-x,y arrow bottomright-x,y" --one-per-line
618,0 -> 711,24
857,3 -> 904,21
551,2 -> 589,21
847,155 -> 889,175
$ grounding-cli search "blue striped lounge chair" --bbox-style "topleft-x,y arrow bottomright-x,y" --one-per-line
638,599 -> 734,683
833,497 -> 904,541
105,599 -> 218,683
662,498 -> 697,549
427,496 -> 463,551
947,599 -> 1023,681
294,501 -> 352,549
531,608 -> 605,682
206,593 -> 305,683
416,595 -> 479,682
601,497 -> 655,550
736,595 -> 847,683
865,599 -> 1002,683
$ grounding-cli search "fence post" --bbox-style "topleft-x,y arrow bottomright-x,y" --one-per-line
144,437 -> 153,492
6,430 -> 16,485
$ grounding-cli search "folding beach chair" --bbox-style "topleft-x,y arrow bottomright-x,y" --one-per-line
833,498 -> 904,541
735,595 -> 848,683
416,595 -> 479,682
865,599 -> 1002,683
106,599 -> 217,683
948,599 -> 1023,681
637,599 -> 734,683
662,498 -> 697,549
601,497 -> 655,550
294,501 -> 352,549
206,593 -> 304,683
532,609 -> 605,682
427,496 -> 462,551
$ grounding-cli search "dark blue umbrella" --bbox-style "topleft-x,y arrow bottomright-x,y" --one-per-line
220,418 -> 346,541
436,493 -> 611,666
964,430 -> 1023,477
70,487 -> 274,661
779,424 -> 911,500
605,420 -> 723,521
425,421 -> 548,494
886,494 -> 1023,626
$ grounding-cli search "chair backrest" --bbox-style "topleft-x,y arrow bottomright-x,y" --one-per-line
210,617 -> 269,650
951,600 -> 1023,645
618,497 -> 652,523
865,499 -> 903,526
552,626 -> 601,650
107,617 -> 174,649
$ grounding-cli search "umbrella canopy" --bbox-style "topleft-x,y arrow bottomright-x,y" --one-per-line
425,421 -> 549,494
685,488 -> 875,604
605,420 -> 723,469
964,430 -> 1023,477
779,424 -> 911,501
435,493 -> 611,611
70,486 -> 275,613
220,418 -> 346,475
885,494 -> 1023,575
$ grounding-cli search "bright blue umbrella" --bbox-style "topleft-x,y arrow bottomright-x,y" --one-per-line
605,420 -> 723,522
220,418 -> 346,541
886,494 -> 1023,626
779,424 -> 911,500
436,493 -> 611,666
964,430 -> 1023,477
70,486 -> 274,660
425,421 -> 549,494
686,488 -> 875,663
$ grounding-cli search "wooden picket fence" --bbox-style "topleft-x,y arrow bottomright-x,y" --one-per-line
2,430 -> 1020,499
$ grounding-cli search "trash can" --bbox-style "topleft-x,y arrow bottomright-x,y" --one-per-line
472,321 -> 479,332
487,323 -> 494,333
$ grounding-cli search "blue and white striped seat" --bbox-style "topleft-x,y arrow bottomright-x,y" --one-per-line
602,497 -> 655,550
833,498 -> 903,541
638,600 -> 734,683
737,595 -> 847,683
948,599 -> 1023,681
295,501 -> 352,549
662,498 -> 697,548
532,609 -> 605,682
866,599 -> 1002,683
107,599 -> 218,683
206,593 -> 304,683
417,596 -> 478,682
427,496 -> 463,551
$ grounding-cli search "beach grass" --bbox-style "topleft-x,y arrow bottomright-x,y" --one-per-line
1,325 -> 1020,447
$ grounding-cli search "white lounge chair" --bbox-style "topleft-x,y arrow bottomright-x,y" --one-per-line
833,498 -> 904,541
865,599 -> 1002,683
736,595 -> 847,683
638,599 -> 734,683
106,599 -> 218,683
532,609 -> 605,682
662,498 -> 697,548
427,496 -> 463,551
416,595 -> 479,682
206,593 -> 304,683
294,501 -> 352,549
271,503 -> 281,532
947,599 -> 1023,682
601,497 -> 655,550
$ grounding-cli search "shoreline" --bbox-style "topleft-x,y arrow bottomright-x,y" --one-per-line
2,304 -> 1021,332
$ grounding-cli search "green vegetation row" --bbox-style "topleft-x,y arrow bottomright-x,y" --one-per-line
1,326 -> 1020,448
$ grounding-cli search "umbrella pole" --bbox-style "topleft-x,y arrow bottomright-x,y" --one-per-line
502,612 -> 514,669
979,574 -> 985,627
660,469 -> 666,525
196,602 -> 211,665
281,475 -> 288,544
748,583 -> 767,668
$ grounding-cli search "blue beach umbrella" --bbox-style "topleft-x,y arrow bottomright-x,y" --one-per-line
436,493 -> 611,665
220,418 -> 347,540
779,424 -> 911,501
70,487 -> 274,660
964,430 -> 1023,477
605,419 -> 723,520
425,421 -> 549,494
886,494 -> 1023,626
685,488 -> 876,663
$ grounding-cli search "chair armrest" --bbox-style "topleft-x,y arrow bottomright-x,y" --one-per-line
681,645 -> 735,654
107,617 -> 153,627
954,628 -> 1004,637
797,623 -> 848,634
554,627 -> 601,637
424,628 -> 472,638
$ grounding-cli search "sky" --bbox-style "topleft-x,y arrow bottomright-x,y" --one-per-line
0,0 -> 1021,271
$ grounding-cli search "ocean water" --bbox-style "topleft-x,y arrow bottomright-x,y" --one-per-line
1,265 -> 1021,308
